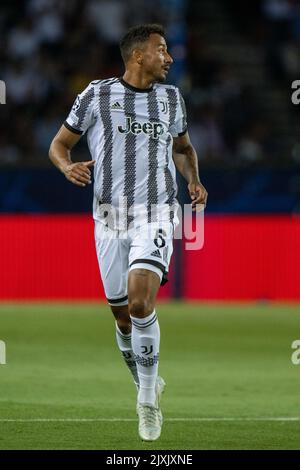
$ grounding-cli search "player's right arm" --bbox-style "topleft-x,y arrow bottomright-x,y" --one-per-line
49,125 -> 95,187
49,81 -> 97,186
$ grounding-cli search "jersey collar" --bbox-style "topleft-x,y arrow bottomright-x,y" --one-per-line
119,77 -> 153,93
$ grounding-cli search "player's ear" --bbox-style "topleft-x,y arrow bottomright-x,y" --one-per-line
133,48 -> 143,65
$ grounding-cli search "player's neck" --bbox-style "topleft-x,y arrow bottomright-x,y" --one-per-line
122,70 -> 153,91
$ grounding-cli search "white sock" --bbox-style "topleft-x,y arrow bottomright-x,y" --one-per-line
115,323 -> 139,389
130,310 -> 160,406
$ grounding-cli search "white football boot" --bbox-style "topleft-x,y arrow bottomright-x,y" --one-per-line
136,376 -> 166,441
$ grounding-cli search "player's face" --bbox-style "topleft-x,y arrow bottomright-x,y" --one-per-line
141,34 -> 173,81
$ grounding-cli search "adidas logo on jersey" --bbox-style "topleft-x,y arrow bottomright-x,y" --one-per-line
150,249 -> 162,259
111,101 -> 123,110
118,116 -> 165,139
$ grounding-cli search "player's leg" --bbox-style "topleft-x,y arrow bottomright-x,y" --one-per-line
128,222 -> 172,406
128,267 -> 165,441
110,304 -> 139,389
111,305 -> 131,333
127,222 -> 173,440
128,268 -> 161,406
94,220 -> 139,388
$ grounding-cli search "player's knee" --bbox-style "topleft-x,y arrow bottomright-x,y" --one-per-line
129,298 -> 153,318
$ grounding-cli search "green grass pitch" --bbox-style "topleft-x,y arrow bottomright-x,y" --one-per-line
0,302 -> 300,450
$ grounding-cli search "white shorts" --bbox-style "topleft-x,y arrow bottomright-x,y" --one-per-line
94,220 -> 175,306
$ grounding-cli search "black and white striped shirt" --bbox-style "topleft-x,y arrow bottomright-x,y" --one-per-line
64,77 -> 187,229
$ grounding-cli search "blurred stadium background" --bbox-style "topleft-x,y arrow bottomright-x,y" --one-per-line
1,0 -> 300,450
1,0 -> 300,301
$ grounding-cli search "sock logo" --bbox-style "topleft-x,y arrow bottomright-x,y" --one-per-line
122,351 -> 132,359
141,345 -> 153,356
134,353 -> 159,367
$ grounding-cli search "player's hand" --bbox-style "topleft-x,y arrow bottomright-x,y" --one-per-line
63,160 -> 95,187
188,180 -> 208,211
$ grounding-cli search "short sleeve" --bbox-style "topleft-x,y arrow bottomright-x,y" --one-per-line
64,82 -> 96,135
169,88 -> 188,137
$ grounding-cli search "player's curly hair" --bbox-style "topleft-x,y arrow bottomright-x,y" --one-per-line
120,24 -> 165,64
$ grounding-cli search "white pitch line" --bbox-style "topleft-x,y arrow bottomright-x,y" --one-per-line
0,417 -> 300,423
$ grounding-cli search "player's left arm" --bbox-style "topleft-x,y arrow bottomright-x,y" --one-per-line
173,131 -> 208,210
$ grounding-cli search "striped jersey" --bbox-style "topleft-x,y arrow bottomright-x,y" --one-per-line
64,77 -> 187,229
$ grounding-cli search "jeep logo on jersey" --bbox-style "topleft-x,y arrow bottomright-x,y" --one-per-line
118,117 -> 164,139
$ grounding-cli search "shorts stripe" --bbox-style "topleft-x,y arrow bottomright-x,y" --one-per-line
107,295 -> 128,304
130,259 -> 165,274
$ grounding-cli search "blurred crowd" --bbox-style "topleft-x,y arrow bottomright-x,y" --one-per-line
0,0 -> 180,166
0,0 -> 299,167
185,0 -> 300,167
227,0 -> 300,83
